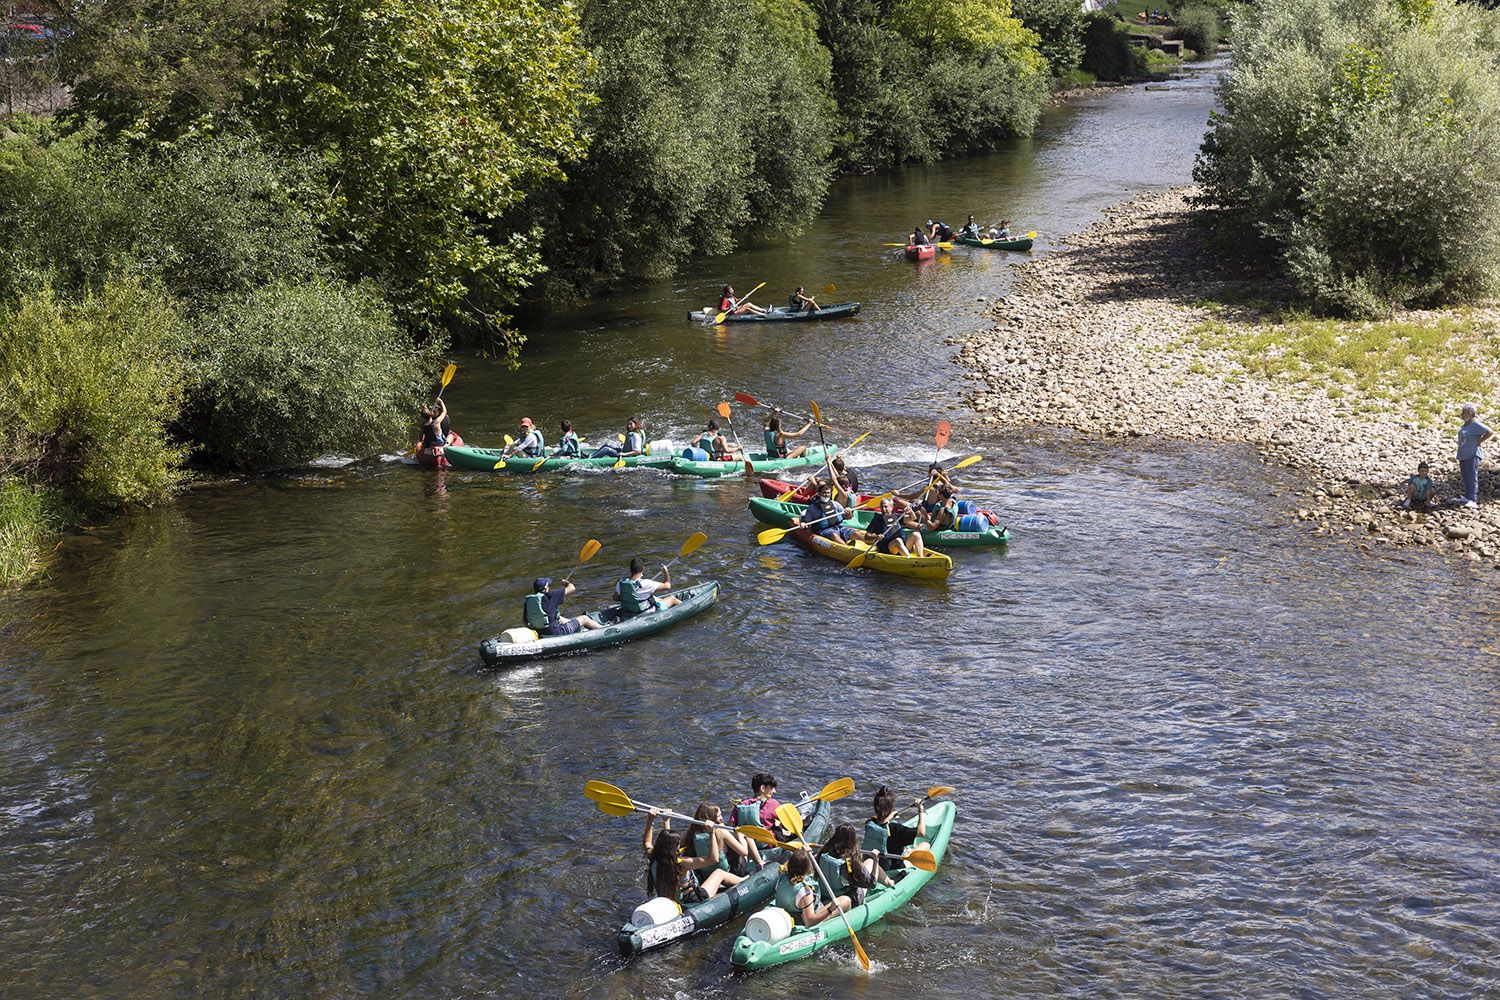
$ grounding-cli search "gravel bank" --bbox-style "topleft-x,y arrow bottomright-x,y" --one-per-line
957,186 -> 1500,568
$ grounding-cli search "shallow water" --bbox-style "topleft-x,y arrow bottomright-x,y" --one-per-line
3,60 -> 1499,998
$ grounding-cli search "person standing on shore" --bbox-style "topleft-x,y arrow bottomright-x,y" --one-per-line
1455,404 -> 1491,508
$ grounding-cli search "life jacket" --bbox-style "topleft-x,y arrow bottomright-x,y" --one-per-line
421,421 -> 445,449
720,296 -> 734,313
690,830 -> 730,874
557,431 -> 580,456
764,429 -> 781,456
649,856 -> 700,902
862,818 -> 890,857
774,870 -> 814,918
697,432 -> 717,453
625,430 -> 644,453
816,853 -> 844,903
618,578 -> 655,615
735,800 -> 763,827
523,592 -> 551,630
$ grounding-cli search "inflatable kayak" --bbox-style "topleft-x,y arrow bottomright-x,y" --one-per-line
955,235 -> 1034,252
617,799 -> 833,956
443,443 -> 674,473
688,303 -> 861,323
904,244 -> 935,262
413,432 -> 464,468
730,801 -> 956,970
748,497 -> 1009,548
478,582 -> 717,664
669,446 -> 836,479
783,526 -> 952,580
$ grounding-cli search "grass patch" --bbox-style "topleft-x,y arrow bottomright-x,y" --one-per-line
1144,48 -> 1182,72
0,478 -> 64,587
1190,315 -> 1499,425
1057,69 -> 1098,88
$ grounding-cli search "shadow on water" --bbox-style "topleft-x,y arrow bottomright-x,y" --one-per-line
3,58 -> 1500,998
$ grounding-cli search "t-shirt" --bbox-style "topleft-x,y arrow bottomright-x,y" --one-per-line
540,589 -> 566,627
1408,475 -> 1434,501
1457,420 -> 1490,460
517,430 -> 543,456
615,578 -> 663,601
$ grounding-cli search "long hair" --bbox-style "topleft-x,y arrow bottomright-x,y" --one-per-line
785,848 -> 813,878
872,785 -> 896,822
648,829 -> 685,899
821,823 -> 874,888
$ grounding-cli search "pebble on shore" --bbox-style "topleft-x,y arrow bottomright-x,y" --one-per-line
956,186 -> 1500,570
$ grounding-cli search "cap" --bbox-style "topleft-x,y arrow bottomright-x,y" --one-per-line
533,577 -> 551,592
520,417 -> 534,427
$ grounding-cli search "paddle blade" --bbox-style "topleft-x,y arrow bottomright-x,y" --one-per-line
531,456 -> 548,471
756,526 -> 789,546
579,539 -> 603,564
439,362 -> 457,388
595,792 -> 636,817
809,400 -> 823,426
678,532 -> 708,558
846,431 -> 872,451
744,459 -> 755,478
904,848 -> 937,873
617,434 -> 626,443
716,401 -> 732,419
822,283 -> 836,296
935,419 -> 953,452
814,777 -> 855,802
734,391 -> 759,407
851,932 -> 871,971
492,460 -> 506,470
951,455 -> 982,471
584,780 -> 624,801
714,310 -> 729,325
775,802 -> 806,840
613,458 -> 627,470
736,825 -> 785,849
881,242 -> 905,247
846,547 -> 870,570
1026,230 -> 1037,238
926,785 -> 955,799
504,435 -> 514,446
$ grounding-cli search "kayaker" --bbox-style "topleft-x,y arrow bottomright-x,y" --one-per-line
688,802 -> 766,876
959,215 -> 981,239
817,823 -> 893,906
720,284 -> 768,317
503,417 -> 545,458
859,495 -> 927,558
863,785 -> 926,871
910,227 -> 930,247
774,849 -> 850,927
927,219 -> 953,242
831,456 -> 859,495
523,578 -> 605,637
791,481 -> 857,543
917,483 -> 958,533
764,412 -> 813,461
788,286 -> 820,313
615,558 -> 683,616
555,420 -> 582,457
644,809 -> 746,904
1404,461 -> 1439,510
989,220 -> 1013,240
735,772 -> 784,832
418,400 -> 449,452
697,419 -> 741,460
590,418 -> 647,459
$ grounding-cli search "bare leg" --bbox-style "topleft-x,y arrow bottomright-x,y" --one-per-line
786,445 -> 808,460
909,531 -> 926,557
576,614 -> 606,630
660,595 -> 683,609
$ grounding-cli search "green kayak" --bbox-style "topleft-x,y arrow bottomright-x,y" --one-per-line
669,446 -> 837,479
747,497 -> 1009,548
443,443 -> 674,473
955,235 -> 1034,251
478,582 -> 717,664
617,799 -> 832,955
730,801 -> 956,970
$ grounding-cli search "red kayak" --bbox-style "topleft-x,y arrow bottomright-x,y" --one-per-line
415,431 -> 464,468
758,477 -> 1002,524
904,244 -> 935,262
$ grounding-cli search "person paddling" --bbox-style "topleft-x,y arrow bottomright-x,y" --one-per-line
615,557 -> 683,617
523,577 -> 604,637
503,417 -> 544,458
555,419 -> 582,457
591,417 -> 646,459
863,785 -> 926,871
774,849 -> 850,927
791,480 -> 857,543
697,419 -> 741,460
644,809 -> 746,904
859,495 -> 927,558
788,286 -> 821,313
764,411 -> 813,461
817,822 -> 893,906
419,399 -> 449,450
720,284 -> 768,318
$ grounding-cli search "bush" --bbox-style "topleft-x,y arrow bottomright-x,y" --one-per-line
187,280 -> 440,468
0,478 -> 64,587
1081,11 -> 1145,80
1015,0 -> 1086,77
1195,0 -> 1500,314
1169,6 -> 1221,56
0,277 -> 188,508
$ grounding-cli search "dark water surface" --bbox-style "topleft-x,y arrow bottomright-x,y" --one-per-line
4,62 -> 1499,998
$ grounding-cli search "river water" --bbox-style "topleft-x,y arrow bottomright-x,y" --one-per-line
3,62 -> 1498,999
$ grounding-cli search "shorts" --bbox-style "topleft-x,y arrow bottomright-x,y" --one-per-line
819,527 -> 856,543
543,619 -> 582,637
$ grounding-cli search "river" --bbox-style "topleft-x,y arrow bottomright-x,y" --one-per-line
3,60 -> 1498,998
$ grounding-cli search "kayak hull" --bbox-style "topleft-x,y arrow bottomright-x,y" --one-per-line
669,446 -> 836,479
904,244 -> 935,262
688,302 -> 861,324
955,235 -> 1034,251
616,799 -> 833,955
748,496 -> 1009,548
786,526 -> 953,579
730,801 -> 956,970
413,431 -> 465,467
478,582 -> 718,664
443,443 -> 673,473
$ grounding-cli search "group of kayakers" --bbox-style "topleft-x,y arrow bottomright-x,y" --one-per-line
910,215 -> 1014,246
641,773 -> 927,927
525,559 -> 683,638
787,463 -> 962,559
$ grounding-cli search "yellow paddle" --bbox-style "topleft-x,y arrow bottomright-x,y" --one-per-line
864,454 -> 982,507
896,785 -> 954,819
715,281 -> 765,325
663,531 -> 708,570
884,242 -> 954,250
736,825 -> 937,873
406,364 -> 460,455
792,776 -> 856,806
550,539 -> 602,586
775,802 -> 871,972
821,283 -> 836,297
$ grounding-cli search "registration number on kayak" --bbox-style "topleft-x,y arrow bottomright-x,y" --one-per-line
778,931 -> 822,956
638,915 -> 695,948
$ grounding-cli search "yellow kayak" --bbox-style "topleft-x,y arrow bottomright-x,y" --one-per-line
791,527 -> 953,580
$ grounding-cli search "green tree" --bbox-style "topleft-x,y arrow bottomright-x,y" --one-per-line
252,0 -> 592,354
1014,0 -> 1086,77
